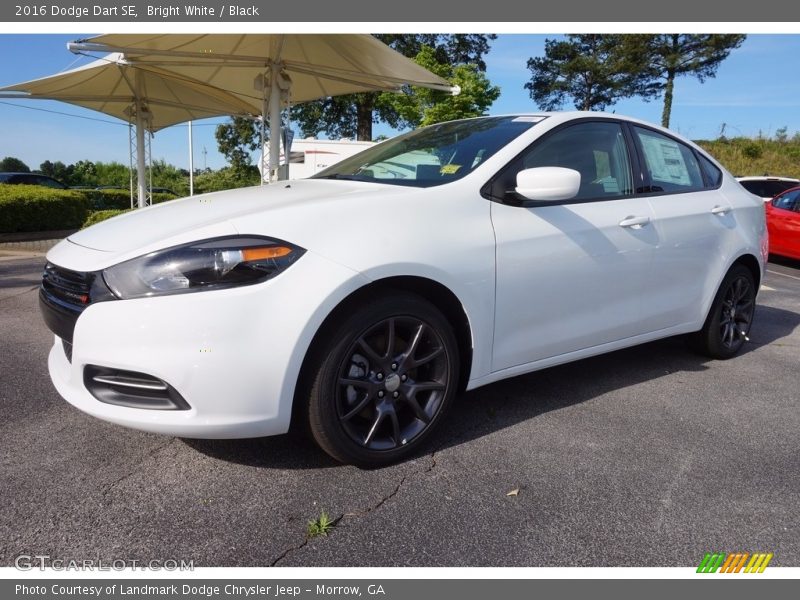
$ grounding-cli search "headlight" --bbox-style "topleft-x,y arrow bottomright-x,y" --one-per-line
103,236 -> 305,299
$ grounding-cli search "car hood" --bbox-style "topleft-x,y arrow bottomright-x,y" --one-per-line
67,179 -> 409,257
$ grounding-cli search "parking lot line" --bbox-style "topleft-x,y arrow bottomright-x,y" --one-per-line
766,269 -> 800,281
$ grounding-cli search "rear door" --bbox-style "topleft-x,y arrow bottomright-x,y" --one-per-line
630,125 -> 736,331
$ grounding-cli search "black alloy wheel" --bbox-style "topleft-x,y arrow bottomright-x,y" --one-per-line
304,292 -> 459,467
692,265 -> 756,359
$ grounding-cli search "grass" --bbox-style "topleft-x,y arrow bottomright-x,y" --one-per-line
307,511 -> 335,538
696,135 -> 800,179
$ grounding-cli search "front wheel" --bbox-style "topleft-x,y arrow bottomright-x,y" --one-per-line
304,292 -> 459,467
691,265 -> 757,359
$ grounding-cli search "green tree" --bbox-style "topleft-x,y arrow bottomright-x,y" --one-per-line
291,34 -> 497,141
149,159 -> 189,196
0,156 -> 30,172
385,46 -> 500,128
93,161 -> 130,188
39,160 -> 74,184
525,35 -> 654,112
215,116 -> 260,172
619,34 -> 746,127
71,160 -> 99,186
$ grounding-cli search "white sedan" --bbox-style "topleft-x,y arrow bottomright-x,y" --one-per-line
40,112 -> 767,466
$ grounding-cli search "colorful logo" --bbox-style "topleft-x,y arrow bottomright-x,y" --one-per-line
697,552 -> 773,573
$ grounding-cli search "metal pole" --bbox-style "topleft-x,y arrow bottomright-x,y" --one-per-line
188,120 -> 194,196
134,71 -> 147,209
269,63 -> 281,183
135,101 -> 147,209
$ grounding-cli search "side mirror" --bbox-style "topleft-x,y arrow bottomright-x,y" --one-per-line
515,167 -> 581,202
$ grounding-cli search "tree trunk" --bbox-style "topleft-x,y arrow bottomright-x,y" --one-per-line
661,70 -> 675,128
356,95 -> 375,141
661,33 -> 679,128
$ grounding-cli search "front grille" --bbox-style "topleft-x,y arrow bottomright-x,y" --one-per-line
39,262 -> 116,344
42,263 -> 96,306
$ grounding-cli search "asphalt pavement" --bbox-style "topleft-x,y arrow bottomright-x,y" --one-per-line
1,254 -> 798,567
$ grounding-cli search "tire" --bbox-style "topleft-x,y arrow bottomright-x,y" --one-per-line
303,292 -> 459,467
691,265 -> 756,359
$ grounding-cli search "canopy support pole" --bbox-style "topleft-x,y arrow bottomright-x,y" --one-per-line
268,63 -> 281,183
188,120 -> 194,196
133,70 -> 149,209
134,106 -> 147,208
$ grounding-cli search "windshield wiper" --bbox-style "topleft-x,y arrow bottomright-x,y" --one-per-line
313,173 -> 369,181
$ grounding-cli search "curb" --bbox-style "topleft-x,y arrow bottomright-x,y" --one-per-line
0,229 -> 77,243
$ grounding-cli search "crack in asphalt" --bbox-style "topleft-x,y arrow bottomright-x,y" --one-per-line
0,286 -> 37,302
270,452 -> 439,566
99,439 -> 177,499
270,513 -> 345,567
269,406 -> 501,566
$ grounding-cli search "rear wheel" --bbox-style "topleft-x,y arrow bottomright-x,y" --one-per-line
691,265 -> 756,359
304,292 -> 459,467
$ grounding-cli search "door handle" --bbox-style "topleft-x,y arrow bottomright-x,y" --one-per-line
711,205 -> 732,216
618,215 -> 651,229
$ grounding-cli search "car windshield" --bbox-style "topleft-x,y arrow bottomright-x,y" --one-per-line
311,116 -> 544,187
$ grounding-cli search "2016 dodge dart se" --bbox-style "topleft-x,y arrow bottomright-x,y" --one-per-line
40,113 -> 767,466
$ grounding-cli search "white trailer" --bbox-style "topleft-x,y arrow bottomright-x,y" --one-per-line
261,138 -> 377,181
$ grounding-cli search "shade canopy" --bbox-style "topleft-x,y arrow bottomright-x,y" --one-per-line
0,34 -> 458,201
67,34 -> 457,183
68,34 -> 458,104
0,52 -> 259,132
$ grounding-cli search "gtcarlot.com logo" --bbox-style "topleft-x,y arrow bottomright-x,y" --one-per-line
697,552 -> 773,573
14,555 -> 194,571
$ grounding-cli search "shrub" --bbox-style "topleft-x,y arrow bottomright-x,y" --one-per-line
82,209 -> 130,229
0,184 -> 91,233
742,143 -> 763,159
193,167 -> 260,194
93,189 -> 132,210
151,192 -> 179,205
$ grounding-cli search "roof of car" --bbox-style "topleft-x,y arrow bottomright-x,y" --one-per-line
736,175 -> 800,182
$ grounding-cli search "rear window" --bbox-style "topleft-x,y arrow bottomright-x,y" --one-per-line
740,179 -> 799,198
698,154 -> 723,188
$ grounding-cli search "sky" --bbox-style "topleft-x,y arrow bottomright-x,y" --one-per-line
1,33 -> 800,173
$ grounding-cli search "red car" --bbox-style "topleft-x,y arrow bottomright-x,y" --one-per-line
766,186 -> 800,259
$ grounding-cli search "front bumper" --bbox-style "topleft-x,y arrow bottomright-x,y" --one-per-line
45,243 -> 368,439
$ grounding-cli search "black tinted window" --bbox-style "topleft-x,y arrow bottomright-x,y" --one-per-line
740,180 -> 798,198
773,189 -> 800,212
489,121 -> 633,202
698,154 -> 723,188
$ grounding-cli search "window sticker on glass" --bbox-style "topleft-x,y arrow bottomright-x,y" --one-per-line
440,164 -> 461,175
639,134 -> 691,186
512,116 -> 546,123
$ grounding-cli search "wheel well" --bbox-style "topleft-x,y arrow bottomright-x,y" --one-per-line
732,254 -> 761,289
293,276 -> 474,428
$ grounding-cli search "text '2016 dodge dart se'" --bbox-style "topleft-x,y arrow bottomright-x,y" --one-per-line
40,113 -> 767,466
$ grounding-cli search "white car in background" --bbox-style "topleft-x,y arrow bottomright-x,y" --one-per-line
40,112 -> 767,467
736,175 -> 800,201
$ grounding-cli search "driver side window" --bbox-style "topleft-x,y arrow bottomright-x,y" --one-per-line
490,121 -> 634,202
774,190 -> 800,212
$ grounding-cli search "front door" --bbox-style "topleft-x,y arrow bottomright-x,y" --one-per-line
489,120 -> 657,371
